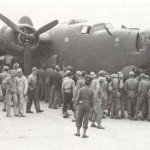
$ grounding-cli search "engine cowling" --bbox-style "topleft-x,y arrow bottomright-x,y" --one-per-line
0,24 -> 39,55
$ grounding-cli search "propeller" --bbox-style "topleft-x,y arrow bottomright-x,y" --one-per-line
34,20 -> 58,36
0,13 -> 59,75
0,13 -> 25,35
0,13 -> 59,44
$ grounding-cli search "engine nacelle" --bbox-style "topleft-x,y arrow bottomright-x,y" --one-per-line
0,24 -> 39,55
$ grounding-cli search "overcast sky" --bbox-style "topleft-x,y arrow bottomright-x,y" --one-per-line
0,0 -> 149,30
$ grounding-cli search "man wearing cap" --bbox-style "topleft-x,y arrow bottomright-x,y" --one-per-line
91,74 -> 105,129
62,70 -> 75,118
147,87 -> 150,121
134,74 -> 150,120
124,71 -> 139,119
0,66 -> 10,111
2,70 -> 19,117
59,64 -> 67,78
49,65 -> 62,109
13,63 -> 20,77
26,67 -> 44,113
16,68 -> 28,117
75,76 -> 94,138
98,71 -> 108,118
72,71 -> 85,121
37,64 -> 45,101
109,72 -> 124,119
45,66 -> 54,102
89,72 -> 97,120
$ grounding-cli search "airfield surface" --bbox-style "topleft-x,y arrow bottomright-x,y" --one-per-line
0,101 -> 150,150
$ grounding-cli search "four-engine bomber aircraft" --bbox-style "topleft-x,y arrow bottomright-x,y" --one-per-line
0,14 -> 150,76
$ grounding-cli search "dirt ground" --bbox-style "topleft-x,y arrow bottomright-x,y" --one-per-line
0,101 -> 150,150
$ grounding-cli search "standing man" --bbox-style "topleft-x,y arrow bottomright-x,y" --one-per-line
72,71 -> 85,122
147,88 -> 150,121
62,70 -> 75,118
49,65 -> 62,109
109,72 -> 124,119
16,68 -> 28,117
134,74 -> 150,120
37,64 -> 45,101
26,67 -> 44,113
0,66 -> 10,112
13,63 -> 20,77
45,66 -> 54,103
98,71 -> 108,117
2,70 -> 19,117
75,76 -> 94,138
91,77 -> 105,129
124,71 -> 139,119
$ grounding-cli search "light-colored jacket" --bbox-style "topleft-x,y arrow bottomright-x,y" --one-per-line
2,77 -> 17,94
62,76 -> 75,93
16,76 -> 28,94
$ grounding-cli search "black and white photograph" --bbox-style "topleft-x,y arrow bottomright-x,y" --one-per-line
0,0 -> 150,149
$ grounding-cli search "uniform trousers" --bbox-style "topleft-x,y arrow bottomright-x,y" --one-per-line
17,91 -> 25,115
127,95 -> 136,118
92,100 -> 102,124
37,83 -> 45,100
110,92 -> 121,117
76,102 -> 91,129
148,97 -> 150,120
49,85 -> 55,108
26,89 -> 40,112
45,83 -> 50,102
135,95 -> 148,116
62,92 -> 74,113
5,92 -> 19,116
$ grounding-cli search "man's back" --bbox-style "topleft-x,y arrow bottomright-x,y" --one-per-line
37,68 -> 45,84
45,68 -> 54,84
77,86 -> 94,105
125,78 -> 139,91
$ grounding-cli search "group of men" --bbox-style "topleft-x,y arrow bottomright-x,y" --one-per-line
0,63 -> 44,117
1,62 -> 150,137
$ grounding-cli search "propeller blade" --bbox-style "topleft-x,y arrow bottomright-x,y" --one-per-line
34,20 -> 58,36
0,13 -> 25,34
23,45 -> 32,75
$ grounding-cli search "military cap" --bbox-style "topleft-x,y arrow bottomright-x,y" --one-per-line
55,65 -> 60,70
118,72 -> 123,78
145,75 -> 149,80
66,70 -> 72,76
13,63 -> 19,69
129,71 -> 135,77
98,70 -> 106,77
16,68 -> 22,73
140,73 -> 145,79
85,75 -> 92,83
111,74 -> 117,78
67,66 -> 73,71
32,67 -> 38,71
90,71 -> 96,78
3,66 -> 9,70
76,70 -> 82,75
10,70 -> 16,74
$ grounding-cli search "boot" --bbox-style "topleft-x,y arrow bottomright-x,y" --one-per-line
115,109 -> 121,119
133,111 -> 138,121
63,112 -> 69,118
140,114 -> 145,121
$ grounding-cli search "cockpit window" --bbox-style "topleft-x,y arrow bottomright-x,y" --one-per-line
92,23 -> 113,32
81,25 -> 91,34
136,32 -> 145,51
